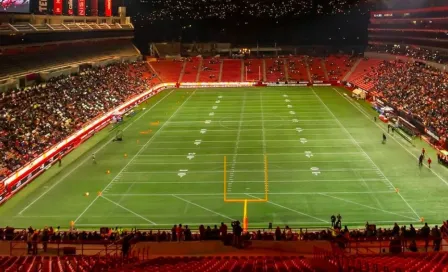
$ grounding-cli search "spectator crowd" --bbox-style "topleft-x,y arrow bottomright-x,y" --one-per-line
364,60 -> 448,145
0,61 -> 155,181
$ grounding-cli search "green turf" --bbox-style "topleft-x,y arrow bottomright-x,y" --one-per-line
1,87 -> 447,230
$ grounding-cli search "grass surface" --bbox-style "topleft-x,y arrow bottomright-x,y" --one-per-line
1,87 -> 447,230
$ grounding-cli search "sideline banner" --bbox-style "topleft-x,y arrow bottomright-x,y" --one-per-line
53,0 -> 62,14
78,0 -> 85,15
105,0 -> 112,16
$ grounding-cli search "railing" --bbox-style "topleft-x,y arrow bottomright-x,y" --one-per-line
9,240 -> 123,256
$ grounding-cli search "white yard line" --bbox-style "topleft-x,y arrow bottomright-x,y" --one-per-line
319,193 -> 418,221
228,92 -> 247,193
172,195 -> 236,221
137,152 -> 365,157
121,168 -> 379,174
111,179 -> 389,184
245,193 -> 329,223
334,88 -> 448,187
17,89 -> 176,215
131,160 -> 365,165
101,195 -> 157,225
73,89 -> 197,224
114,89 -> 198,207
159,128 -> 342,132
136,139 -> 355,143
311,88 -> 421,221
104,191 -> 395,196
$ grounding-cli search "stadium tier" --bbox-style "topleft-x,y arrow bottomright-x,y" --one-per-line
244,59 -> 264,82
346,58 -> 383,91
0,39 -> 138,78
308,57 -> 327,82
265,58 -> 286,82
181,58 -> 201,82
222,60 -> 243,82
150,60 -> 184,82
287,57 -> 310,82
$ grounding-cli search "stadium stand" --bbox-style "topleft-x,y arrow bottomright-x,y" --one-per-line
0,255 -> 138,272
325,55 -> 355,81
243,59 -> 264,82
265,58 -> 286,82
0,61 -> 155,181
181,57 -> 201,82
287,57 -> 310,82
0,39 -> 139,78
123,256 -> 315,272
149,60 -> 184,82
366,60 -> 448,141
198,58 -> 220,82
346,58 -> 383,91
221,59 -> 243,82
308,57 -> 326,82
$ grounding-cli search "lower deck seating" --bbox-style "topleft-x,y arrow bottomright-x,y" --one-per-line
346,58 -> 382,90
0,255 -> 137,272
127,256 -> 316,272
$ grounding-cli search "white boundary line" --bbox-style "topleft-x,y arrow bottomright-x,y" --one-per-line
101,195 -> 156,225
334,88 -> 448,186
311,88 -> 421,221
17,89 -> 176,215
319,193 -> 418,221
172,195 -> 236,221
245,193 -> 329,223
73,89 -> 197,224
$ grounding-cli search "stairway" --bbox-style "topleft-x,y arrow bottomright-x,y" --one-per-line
196,58 -> 203,82
218,60 -> 224,82
262,59 -> 267,82
240,59 -> 244,82
283,61 -> 289,81
321,59 -> 329,81
343,58 -> 362,81
305,60 -> 312,82
146,61 -> 163,82
178,61 -> 186,83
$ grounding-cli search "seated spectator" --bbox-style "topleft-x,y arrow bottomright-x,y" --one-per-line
0,61 -> 154,180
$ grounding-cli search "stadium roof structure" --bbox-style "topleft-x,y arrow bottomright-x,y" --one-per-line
0,14 -> 133,35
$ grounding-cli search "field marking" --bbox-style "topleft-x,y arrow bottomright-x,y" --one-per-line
17,89 -> 177,216
228,92 -> 247,192
145,139 -> 355,144
334,88 -> 448,187
137,152 -> 365,157
319,193 -> 418,221
121,168 -> 379,174
73,90 -> 197,224
131,160 -> 367,165
74,220 -> 420,227
172,195 -> 236,221
115,90 -> 198,206
245,193 -> 329,223
312,88 -> 421,221
104,191 -> 395,196
354,166 -> 385,210
100,195 -> 156,225
160,128 -> 342,132
133,146 -> 364,150
111,179 -> 389,184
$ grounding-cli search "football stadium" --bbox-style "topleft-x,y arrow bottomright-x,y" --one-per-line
0,0 -> 448,271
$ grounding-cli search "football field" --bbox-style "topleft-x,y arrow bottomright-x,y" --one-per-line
1,87 -> 447,230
